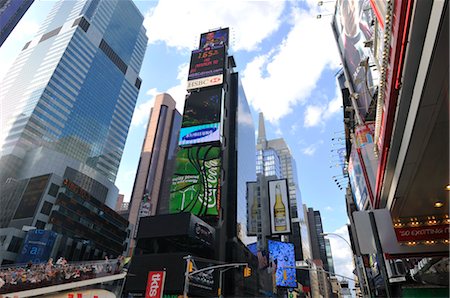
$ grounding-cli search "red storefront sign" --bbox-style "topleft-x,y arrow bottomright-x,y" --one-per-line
395,225 -> 450,242
145,271 -> 166,298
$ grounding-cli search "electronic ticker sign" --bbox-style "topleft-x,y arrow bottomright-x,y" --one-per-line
188,45 -> 225,81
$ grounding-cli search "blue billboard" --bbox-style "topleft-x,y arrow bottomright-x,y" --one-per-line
16,229 -> 57,264
268,240 -> 296,288
179,123 -> 220,146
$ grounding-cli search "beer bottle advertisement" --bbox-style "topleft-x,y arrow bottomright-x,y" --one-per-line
246,181 -> 258,236
268,179 -> 291,235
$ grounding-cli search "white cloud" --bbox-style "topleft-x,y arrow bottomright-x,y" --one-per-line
303,85 -> 342,128
301,140 -> 323,156
241,4 -> 340,123
143,0 -> 285,52
325,206 -> 334,211
131,97 -> 155,128
327,225 -> 356,291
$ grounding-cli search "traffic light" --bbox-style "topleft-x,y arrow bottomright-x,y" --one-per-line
243,266 -> 251,277
188,260 -> 193,273
283,269 -> 287,280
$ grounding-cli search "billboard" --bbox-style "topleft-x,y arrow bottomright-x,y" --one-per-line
332,0 -> 376,120
188,45 -> 225,81
199,28 -> 229,49
268,179 -> 292,235
268,240 -> 296,288
16,229 -> 57,264
179,123 -> 220,146
169,145 -> 221,217
348,145 -> 369,210
182,88 -> 222,128
246,182 -> 258,236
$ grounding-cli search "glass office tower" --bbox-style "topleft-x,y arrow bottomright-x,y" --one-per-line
0,0 -> 147,183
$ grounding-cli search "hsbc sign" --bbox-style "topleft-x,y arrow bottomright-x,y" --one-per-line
145,271 -> 166,298
187,74 -> 223,90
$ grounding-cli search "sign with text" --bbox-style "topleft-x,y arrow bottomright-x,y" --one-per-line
268,179 -> 292,235
394,225 -> 450,242
179,123 -> 220,146
145,271 -> 166,298
16,229 -> 57,264
268,240 -> 296,288
169,145 -> 221,217
188,45 -> 225,81
187,74 -> 223,90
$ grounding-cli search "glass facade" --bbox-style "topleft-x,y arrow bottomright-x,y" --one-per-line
256,148 -> 281,178
236,79 -> 256,243
0,0 -> 147,183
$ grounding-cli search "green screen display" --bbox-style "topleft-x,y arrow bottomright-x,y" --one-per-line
169,145 -> 221,216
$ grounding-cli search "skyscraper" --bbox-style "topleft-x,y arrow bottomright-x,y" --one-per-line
0,0 -> 34,47
0,0 -> 147,184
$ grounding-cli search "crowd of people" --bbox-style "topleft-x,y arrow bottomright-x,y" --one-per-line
0,256 -> 125,294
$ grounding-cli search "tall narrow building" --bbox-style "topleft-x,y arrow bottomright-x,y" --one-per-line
127,93 -> 182,252
0,0 -> 147,185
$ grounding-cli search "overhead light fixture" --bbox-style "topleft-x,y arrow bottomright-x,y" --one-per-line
434,201 -> 444,208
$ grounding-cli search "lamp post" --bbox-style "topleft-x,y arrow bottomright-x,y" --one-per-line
320,232 -> 371,298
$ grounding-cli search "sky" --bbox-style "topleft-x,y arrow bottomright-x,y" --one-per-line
0,0 -> 355,290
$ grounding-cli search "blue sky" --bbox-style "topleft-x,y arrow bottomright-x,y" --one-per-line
0,0 -> 355,286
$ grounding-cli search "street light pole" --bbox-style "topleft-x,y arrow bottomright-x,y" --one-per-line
321,232 -> 371,298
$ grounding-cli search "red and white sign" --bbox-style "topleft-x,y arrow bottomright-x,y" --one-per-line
395,225 -> 450,242
187,74 -> 223,90
145,271 -> 166,298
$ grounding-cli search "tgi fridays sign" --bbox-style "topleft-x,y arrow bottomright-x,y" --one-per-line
394,225 -> 450,242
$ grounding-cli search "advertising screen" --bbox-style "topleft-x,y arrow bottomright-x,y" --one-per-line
16,229 -> 57,264
268,240 -> 296,288
182,88 -> 222,128
169,145 -> 221,217
179,123 -> 220,146
332,0 -> 376,120
246,182 -> 258,236
268,179 -> 292,235
188,45 -> 225,81
348,145 -> 368,210
199,28 -> 229,49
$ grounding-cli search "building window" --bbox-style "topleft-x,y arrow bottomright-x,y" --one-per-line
99,39 -> 128,74
48,183 -> 59,197
22,41 -> 31,50
35,220 -> 46,230
40,26 -> 62,43
8,237 -> 23,253
135,77 -> 142,89
41,201 -> 53,216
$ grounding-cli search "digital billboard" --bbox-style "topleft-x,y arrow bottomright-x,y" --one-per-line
268,240 -> 296,288
348,145 -> 369,210
16,229 -> 57,264
246,182 -> 258,236
179,123 -> 220,146
169,145 -> 221,217
182,88 -> 222,128
332,0 -> 376,120
199,28 -> 229,49
188,45 -> 225,81
268,179 -> 292,235
187,74 -> 223,91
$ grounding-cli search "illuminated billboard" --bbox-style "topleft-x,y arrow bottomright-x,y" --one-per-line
246,182 -> 258,236
199,28 -> 229,49
331,0 -> 376,120
182,88 -> 222,128
268,179 -> 292,235
179,123 -> 220,146
268,240 -> 296,288
188,45 -> 225,81
169,145 -> 221,217
16,229 -> 57,264
187,74 -> 223,91
348,145 -> 369,210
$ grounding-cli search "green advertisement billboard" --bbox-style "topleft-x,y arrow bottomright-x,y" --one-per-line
169,145 -> 221,216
